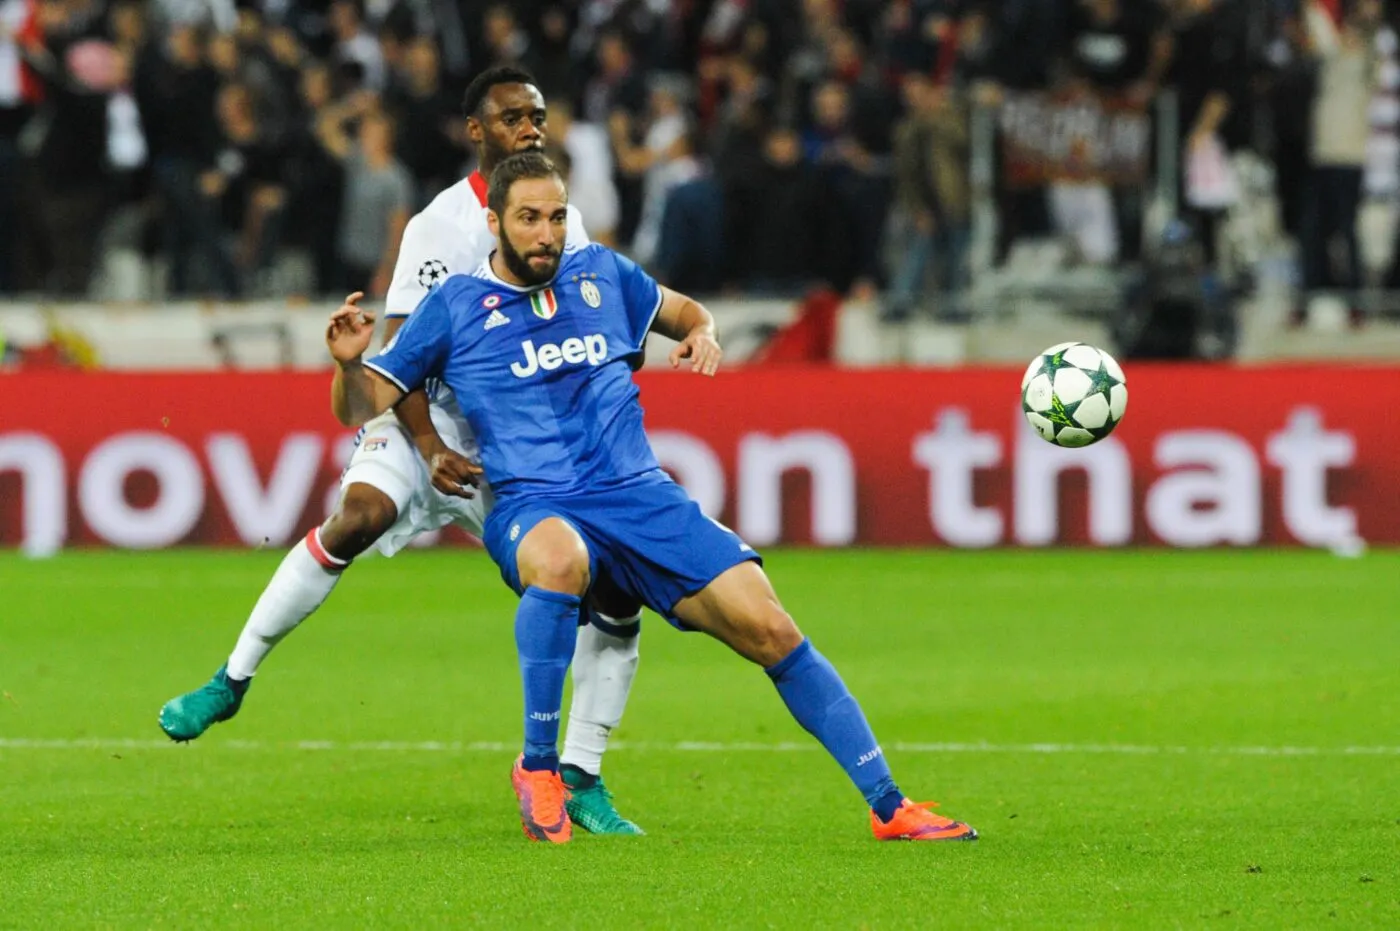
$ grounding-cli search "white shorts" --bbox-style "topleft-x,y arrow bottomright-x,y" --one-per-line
340,405 -> 492,557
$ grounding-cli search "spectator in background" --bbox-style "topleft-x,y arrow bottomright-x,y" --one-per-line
1061,0 -> 1173,262
654,123 -> 725,292
1262,10 -> 1316,241
0,0 -> 44,293
606,58 -> 679,251
263,22 -> 307,89
385,34 -> 463,204
710,57 -> 772,281
374,14 -> 409,88
207,81 -> 287,292
958,0 -> 1059,260
283,60 -> 343,295
153,0 -> 236,35
138,22 -> 228,296
545,96 -> 618,245
207,24 -> 291,142
631,99 -> 703,267
886,73 -> 970,321
100,44 -> 151,256
743,124 -> 821,295
1168,0 -> 1250,261
317,96 -> 411,296
877,0 -> 957,78
480,3 -> 536,74
1063,0 -> 1173,102
947,2 -> 998,89
803,78 -> 888,297
712,53 -> 773,133
328,0 -> 383,90
1165,0 -> 1251,356
236,10 -> 296,135
1299,0 -> 1383,325
530,3 -> 577,101
582,27 -> 648,124
33,9 -> 121,295
988,0 -> 1063,91
615,73 -> 690,257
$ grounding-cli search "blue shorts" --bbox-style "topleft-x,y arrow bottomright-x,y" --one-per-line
483,470 -> 762,627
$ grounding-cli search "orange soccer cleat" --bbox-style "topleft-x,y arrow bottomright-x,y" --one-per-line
511,755 -> 573,843
871,799 -> 978,842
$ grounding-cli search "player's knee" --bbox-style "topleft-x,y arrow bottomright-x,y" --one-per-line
518,521 -> 590,596
524,550 -> 589,595
738,602 -> 803,667
322,486 -> 398,559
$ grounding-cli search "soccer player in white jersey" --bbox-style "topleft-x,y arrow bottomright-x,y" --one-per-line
158,67 -> 645,835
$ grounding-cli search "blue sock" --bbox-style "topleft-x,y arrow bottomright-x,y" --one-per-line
515,586 -> 582,772
767,639 -> 904,822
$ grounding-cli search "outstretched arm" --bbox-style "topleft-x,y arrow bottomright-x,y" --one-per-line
649,286 -> 722,376
327,292 -> 405,426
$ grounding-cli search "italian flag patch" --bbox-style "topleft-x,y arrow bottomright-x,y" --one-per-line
529,288 -> 558,320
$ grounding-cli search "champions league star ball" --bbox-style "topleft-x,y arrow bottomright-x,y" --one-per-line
1021,342 -> 1128,448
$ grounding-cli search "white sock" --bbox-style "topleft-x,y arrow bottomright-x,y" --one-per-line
226,529 -> 348,680
561,612 -> 641,775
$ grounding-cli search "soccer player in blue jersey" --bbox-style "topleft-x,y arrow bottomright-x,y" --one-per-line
326,152 -> 978,844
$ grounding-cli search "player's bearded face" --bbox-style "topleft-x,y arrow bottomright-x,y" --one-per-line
499,226 -> 562,285
498,185 -> 567,285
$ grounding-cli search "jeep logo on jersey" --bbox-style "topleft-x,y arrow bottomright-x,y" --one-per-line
510,335 -> 608,377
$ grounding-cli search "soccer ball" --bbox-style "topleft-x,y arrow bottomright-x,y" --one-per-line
1021,342 -> 1128,447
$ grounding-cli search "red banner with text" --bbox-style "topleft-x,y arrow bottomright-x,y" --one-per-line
1,366 -> 1396,554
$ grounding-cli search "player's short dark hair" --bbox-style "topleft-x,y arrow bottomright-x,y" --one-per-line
462,65 -> 540,118
487,151 -> 564,217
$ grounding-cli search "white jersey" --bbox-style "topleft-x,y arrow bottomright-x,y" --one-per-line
386,170 -> 591,319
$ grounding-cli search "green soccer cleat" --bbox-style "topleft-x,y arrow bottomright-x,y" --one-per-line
561,767 -> 645,835
158,664 -> 250,742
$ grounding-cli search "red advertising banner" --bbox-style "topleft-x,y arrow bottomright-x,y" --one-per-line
1,366 -> 1396,553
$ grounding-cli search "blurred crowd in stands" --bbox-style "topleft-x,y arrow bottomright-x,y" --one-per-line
0,0 -> 1397,327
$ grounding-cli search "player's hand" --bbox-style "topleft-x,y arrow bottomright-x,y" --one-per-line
669,329 -> 722,376
326,292 -> 376,363
429,448 -> 482,499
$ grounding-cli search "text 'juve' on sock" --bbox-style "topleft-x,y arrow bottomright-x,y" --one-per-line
516,586 -> 582,772
766,639 -> 904,821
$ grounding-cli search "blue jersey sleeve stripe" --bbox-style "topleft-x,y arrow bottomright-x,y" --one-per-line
364,359 -> 411,394
639,287 -> 663,349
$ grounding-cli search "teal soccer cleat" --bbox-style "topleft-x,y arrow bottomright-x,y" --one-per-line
158,664 -> 250,742
561,766 -> 645,835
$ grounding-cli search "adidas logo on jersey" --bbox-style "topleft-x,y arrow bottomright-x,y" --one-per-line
484,309 -> 511,331
510,334 -> 608,378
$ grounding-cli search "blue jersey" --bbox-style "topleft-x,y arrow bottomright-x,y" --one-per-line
365,243 -> 665,499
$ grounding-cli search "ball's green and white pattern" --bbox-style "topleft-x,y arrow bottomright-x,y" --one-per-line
1021,342 -> 1128,448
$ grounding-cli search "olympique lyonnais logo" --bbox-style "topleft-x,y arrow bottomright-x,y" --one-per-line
362,437 -> 388,452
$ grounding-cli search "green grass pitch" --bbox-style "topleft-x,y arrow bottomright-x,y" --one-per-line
2,548 -> 1398,929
